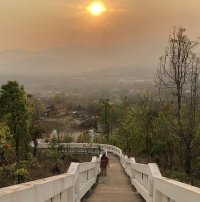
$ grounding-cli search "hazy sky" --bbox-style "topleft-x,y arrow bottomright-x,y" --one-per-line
0,0 -> 200,75
1,0 -> 200,50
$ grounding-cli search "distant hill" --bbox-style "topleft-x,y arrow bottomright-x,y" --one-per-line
0,46 -> 157,93
0,45 -> 158,77
80,65 -> 156,80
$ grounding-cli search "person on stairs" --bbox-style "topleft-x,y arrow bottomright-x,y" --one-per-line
100,153 -> 109,176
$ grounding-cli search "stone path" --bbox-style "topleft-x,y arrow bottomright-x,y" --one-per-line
83,154 -> 144,202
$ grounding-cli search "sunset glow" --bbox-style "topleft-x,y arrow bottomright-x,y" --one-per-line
87,1 -> 107,16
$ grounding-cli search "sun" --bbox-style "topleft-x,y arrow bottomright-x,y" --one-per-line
86,1 -> 107,16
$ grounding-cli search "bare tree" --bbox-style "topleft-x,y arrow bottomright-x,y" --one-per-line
156,27 -> 198,121
156,27 -> 200,177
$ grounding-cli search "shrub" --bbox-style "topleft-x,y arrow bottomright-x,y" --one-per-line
14,168 -> 29,184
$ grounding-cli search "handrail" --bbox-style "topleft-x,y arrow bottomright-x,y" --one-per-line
0,148 -> 100,202
1,142 -> 200,202
0,173 -> 75,202
68,143 -> 200,202
67,156 -> 100,202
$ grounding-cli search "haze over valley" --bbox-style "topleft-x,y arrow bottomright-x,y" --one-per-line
0,46 -> 155,96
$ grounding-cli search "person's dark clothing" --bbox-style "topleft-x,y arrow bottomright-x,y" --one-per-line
100,154 -> 109,176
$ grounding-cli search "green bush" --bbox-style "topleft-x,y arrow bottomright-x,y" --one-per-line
14,168 -> 29,184
165,170 -> 190,183
49,137 -> 58,149
0,163 -> 17,185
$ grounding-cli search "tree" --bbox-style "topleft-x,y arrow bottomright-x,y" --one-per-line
0,81 -> 31,161
184,54 -> 200,179
111,92 -> 159,157
28,95 -> 45,156
156,27 -> 200,176
30,122 -> 44,156
136,92 -> 159,159
116,107 -> 143,155
153,106 -> 177,170
100,99 -> 112,140
156,27 -> 197,124
0,122 -> 11,166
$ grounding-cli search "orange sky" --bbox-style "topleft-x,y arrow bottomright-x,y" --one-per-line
1,0 -> 200,51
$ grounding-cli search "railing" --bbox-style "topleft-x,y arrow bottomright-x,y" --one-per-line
1,142 -> 200,202
153,176 -> 200,202
0,174 -> 75,202
67,156 -> 100,202
120,147 -> 200,202
0,152 -> 100,202
67,143 -> 200,202
122,156 -> 161,202
36,142 -> 122,157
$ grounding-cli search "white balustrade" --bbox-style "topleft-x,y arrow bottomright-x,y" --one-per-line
118,146 -> 200,202
1,142 -> 200,202
67,156 -> 100,202
0,153 -> 100,202
0,174 -> 75,202
153,176 -> 200,202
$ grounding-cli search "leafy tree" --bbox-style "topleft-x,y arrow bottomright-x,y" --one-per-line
0,122 -> 11,166
99,99 -> 122,140
109,93 -> 159,157
30,122 -> 44,157
28,95 -> 45,156
153,106 -> 177,169
0,81 -> 31,161
116,107 -> 143,155
99,99 -> 112,140
135,92 -> 160,158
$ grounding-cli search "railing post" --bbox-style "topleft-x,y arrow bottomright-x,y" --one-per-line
148,163 -> 162,202
66,187 -> 75,202
122,155 -> 128,169
92,156 -> 100,181
67,163 -> 79,202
